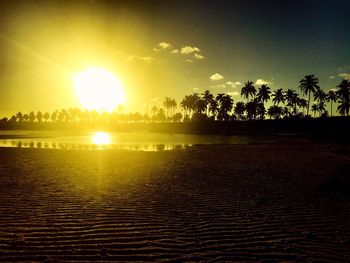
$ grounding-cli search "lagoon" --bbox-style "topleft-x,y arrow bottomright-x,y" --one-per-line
0,130 -> 274,151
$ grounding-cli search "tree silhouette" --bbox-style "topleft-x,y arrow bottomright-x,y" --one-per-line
285,89 -> 299,116
299,74 -> 320,116
202,90 -> 214,117
337,100 -> 350,116
36,111 -> 43,122
234,102 -> 245,120
272,89 -> 285,105
267,105 -> 283,119
43,112 -> 50,122
311,104 -> 319,117
16,112 -> 23,122
246,99 -> 258,120
162,97 -> 172,121
29,111 -> 35,122
297,98 -> 308,115
241,81 -> 256,102
336,79 -> 350,116
256,84 -> 271,103
208,99 -> 218,119
216,94 -> 233,121
326,89 -> 337,116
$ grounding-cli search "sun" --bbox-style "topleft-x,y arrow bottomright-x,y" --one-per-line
73,67 -> 126,112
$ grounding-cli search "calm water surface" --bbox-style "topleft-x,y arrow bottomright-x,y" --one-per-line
0,130 -> 273,151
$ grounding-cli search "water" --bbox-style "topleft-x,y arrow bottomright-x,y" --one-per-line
0,130 -> 272,151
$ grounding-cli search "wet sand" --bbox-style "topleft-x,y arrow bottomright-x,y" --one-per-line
0,142 -> 349,262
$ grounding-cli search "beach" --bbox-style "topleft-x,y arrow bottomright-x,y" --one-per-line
0,141 -> 349,262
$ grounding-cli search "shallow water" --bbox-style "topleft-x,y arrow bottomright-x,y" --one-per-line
0,130 -> 273,151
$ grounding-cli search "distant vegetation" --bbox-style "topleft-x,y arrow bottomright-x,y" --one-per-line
1,75 -> 349,127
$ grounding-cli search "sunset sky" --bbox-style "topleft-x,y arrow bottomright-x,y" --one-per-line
0,0 -> 350,116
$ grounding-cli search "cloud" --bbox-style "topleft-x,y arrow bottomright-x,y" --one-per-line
171,49 -> 179,54
159,42 -> 170,49
181,46 -> 200,54
225,81 -> 241,88
338,73 -> 350,80
227,91 -> 240,96
210,73 -> 224,81
126,55 -> 155,63
329,76 -> 335,79
255,79 -> 273,85
185,59 -> 194,63
193,53 -> 204,60
153,42 -> 171,52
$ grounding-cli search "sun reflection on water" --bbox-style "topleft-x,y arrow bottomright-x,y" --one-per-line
92,132 -> 111,146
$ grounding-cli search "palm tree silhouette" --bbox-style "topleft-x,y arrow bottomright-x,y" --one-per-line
336,79 -> 350,101
272,89 -> 285,105
314,88 -> 326,104
326,89 -> 337,116
202,90 -> 214,117
162,97 -> 172,121
209,99 -> 218,119
29,111 -> 35,122
311,104 -> 319,117
234,102 -> 245,120
267,105 -> 283,119
299,74 -> 320,116
43,112 -> 50,122
241,81 -> 256,102
297,98 -> 308,115
337,100 -> 350,116
286,89 -> 299,116
16,112 -> 23,122
216,93 -> 234,121
256,84 -> 271,103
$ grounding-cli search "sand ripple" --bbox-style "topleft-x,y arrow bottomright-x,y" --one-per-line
0,144 -> 349,262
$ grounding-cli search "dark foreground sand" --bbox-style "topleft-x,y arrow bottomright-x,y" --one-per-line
0,141 -> 349,262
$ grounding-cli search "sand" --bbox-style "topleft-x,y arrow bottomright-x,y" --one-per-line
0,141 -> 349,262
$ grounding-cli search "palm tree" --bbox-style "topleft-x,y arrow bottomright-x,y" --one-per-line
51,110 -> 58,122
202,90 -> 214,117
317,101 -> 326,116
241,81 -> 256,102
43,112 -> 50,122
297,98 -> 308,115
16,112 -> 23,122
336,79 -> 350,102
245,99 -> 259,120
195,98 -> 207,114
256,102 -> 266,120
170,98 -> 177,118
272,89 -> 285,105
216,93 -> 234,121
314,88 -> 326,104
163,97 -> 172,120
180,96 -> 190,118
267,105 -> 283,119
299,74 -> 320,116
286,89 -> 299,116
209,99 -> 218,119
311,104 -> 319,117
337,100 -> 350,116
29,111 -> 35,122
190,93 -> 201,114
326,89 -> 337,116
234,102 -> 245,120
151,106 -> 158,118
256,84 -> 271,103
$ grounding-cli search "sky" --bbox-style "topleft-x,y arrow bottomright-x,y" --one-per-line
0,0 -> 350,116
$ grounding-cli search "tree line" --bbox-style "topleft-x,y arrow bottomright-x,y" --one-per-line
1,74 -> 349,125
